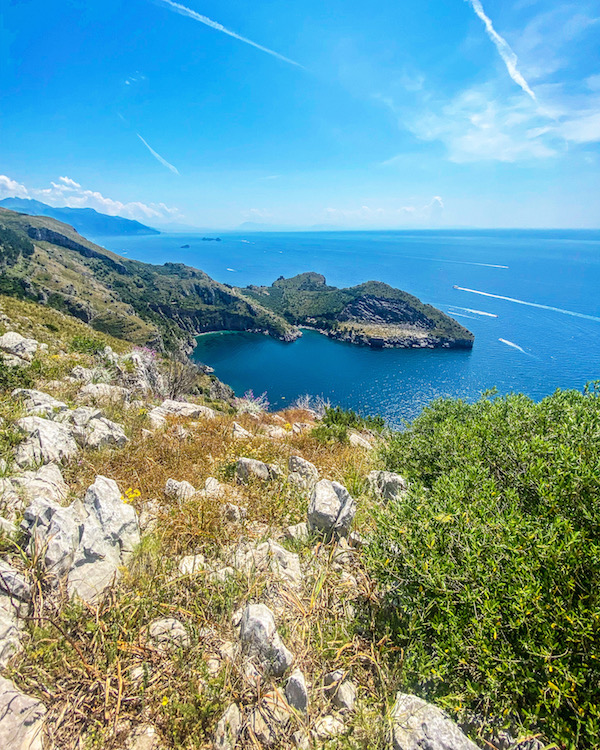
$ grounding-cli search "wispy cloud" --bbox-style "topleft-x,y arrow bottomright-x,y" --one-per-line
466,0 -> 536,101
155,0 -> 303,69
137,134 -> 180,175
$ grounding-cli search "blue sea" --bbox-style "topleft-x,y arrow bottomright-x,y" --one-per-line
100,230 -> 600,427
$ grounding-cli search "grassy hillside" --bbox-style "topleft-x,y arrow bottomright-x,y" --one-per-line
0,208 -> 295,353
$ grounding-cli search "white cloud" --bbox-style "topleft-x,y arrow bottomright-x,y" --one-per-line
465,0 -> 537,101
0,175 -> 29,199
155,0 -> 304,69
0,174 -> 180,222
242,208 -> 273,220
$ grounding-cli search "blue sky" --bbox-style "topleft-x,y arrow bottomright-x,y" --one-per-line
1,0 -> 599,229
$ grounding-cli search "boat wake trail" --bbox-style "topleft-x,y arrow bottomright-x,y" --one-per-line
454,286 -> 600,323
499,338 -> 528,355
453,306 -> 498,318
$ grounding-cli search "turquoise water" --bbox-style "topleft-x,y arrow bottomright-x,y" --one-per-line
101,230 -> 600,426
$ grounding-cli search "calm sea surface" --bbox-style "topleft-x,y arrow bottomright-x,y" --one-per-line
101,230 -> 600,427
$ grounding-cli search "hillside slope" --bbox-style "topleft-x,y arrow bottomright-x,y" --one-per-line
243,272 -> 474,348
0,197 -> 160,237
0,208 -> 296,352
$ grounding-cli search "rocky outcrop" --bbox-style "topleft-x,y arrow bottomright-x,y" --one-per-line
15,416 -> 79,468
308,479 -> 356,539
368,470 -> 408,501
390,692 -> 479,750
236,457 -> 280,483
238,604 -> 294,677
0,676 -> 46,750
0,331 -> 42,362
21,475 -> 140,603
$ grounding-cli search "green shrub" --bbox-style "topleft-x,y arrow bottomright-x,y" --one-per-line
0,359 -> 33,393
365,386 -> 600,748
323,405 -> 385,433
69,334 -> 106,355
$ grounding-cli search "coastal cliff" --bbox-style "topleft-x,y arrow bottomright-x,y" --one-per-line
0,209 -> 472,353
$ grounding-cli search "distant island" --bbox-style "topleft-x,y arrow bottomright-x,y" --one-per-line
0,197 -> 160,238
0,207 -> 473,354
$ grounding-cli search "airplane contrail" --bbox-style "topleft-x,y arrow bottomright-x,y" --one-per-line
155,0 -> 304,69
465,0 -> 536,102
137,134 -> 180,175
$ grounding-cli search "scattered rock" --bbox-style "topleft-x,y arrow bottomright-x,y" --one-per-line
238,603 -> 294,677
288,455 -> 319,490
213,703 -> 242,750
285,522 -> 310,543
312,714 -> 345,740
232,422 -> 252,439
292,729 -> 311,749
247,690 -> 291,747
12,389 -> 68,418
78,382 -> 128,404
349,432 -> 372,450
367,470 -> 408,502
164,478 -> 196,503
307,479 -> 356,539
148,399 -> 217,429
0,517 -> 18,539
82,416 -> 128,449
178,554 -> 205,576
222,503 -> 246,523
0,561 -> 31,602
0,597 -> 22,667
148,618 -> 191,650
285,668 -> 308,713
328,677 -> 356,712
0,331 -> 39,362
263,424 -> 288,440
0,675 -> 46,750
11,463 -> 69,505
292,422 -> 313,434
231,540 -> 302,587
235,457 -> 280,483
124,724 -> 162,750
15,416 -> 79,467
389,692 -> 479,750
22,498 -> 83,579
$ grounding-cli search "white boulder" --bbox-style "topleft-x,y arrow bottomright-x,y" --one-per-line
0,675 -> 46,750
390,693 -> 479,750
307,479 -> 356,538
238,603 -> 294,677
12,389 -> 68,418
367,470 -> 408,502
0,332 -> 39,362
15,417 -> 79,467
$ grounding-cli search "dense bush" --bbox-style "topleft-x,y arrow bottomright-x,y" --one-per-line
0,224 -> 34,267
69,334 -> 106,355
311,405 -> 384,443
365,386 -> 600,748
0,359 -> 33,393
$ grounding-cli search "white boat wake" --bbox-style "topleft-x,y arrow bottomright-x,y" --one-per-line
454,286 -> 600,323
499,338 -> 528,354
453,306 -> 498,318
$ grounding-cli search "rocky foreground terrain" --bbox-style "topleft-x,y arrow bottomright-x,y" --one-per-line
0,295 -> 539,750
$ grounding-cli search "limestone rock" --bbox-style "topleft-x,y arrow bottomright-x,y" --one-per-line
0,561 -> 31,602
247,690 -> 291,747
390,692 -> 479,750
349,432 -> 372,450
21,498 -> 83,579
149,399 -> 217,429
222,503 -> 246,523
288,455 -> 319,489
263,424 -> 288,440
78,383 -> 128,404
0,597 -> 22,667
178,554 -> 205,576
124,724 -> 162,750
231,540 -> 302,587
367,470 -> 408,502
82,476 -> 140,559
236,457 -> 280,483
82,417 -> 128,449
238,603 -> 294,677
11,463 -> 69,505
213,703 -> 242,750
0,331 -> 39,362
312,715 -> 345,740
0,517 -> 18,539
0,675 -> 46,750
285,668 -> 308,713
292,729 -> 311,749
307,479 -> 356,538
164,479 -> 196,503
285,522 -> 310,543
12,389 -> 68,418
148,618 -> 191,650
232,422 -> 252,439
333,681 -> 356,712
15,416 -> 79,468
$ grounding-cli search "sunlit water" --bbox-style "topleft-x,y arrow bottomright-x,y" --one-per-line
101,229 -> 600,427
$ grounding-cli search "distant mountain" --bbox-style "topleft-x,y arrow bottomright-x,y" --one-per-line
0,198 -> 159,237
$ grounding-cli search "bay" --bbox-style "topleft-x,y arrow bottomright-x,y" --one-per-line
100,229 -> 600,426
